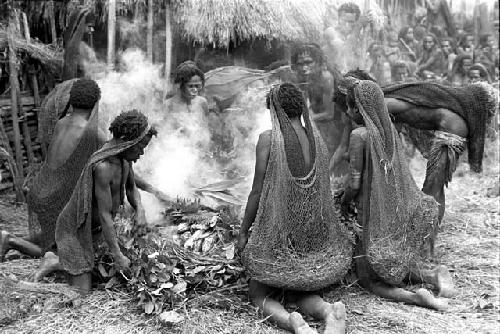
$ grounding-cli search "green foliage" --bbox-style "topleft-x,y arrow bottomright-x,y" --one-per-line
94,216 -> 246,315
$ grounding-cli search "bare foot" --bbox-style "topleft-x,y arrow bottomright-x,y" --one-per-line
289,312 -> 318,334
435,265 -> 456,298
33,252 -> 61,282
324,302 -> 346,334
415,288 -> 448,311
0,230 -> 10,262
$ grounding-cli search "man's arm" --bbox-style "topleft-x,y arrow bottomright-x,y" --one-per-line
341,129 -> 365,205
134,173 -> 175,206
94,162 -> 130,270
237,131 -> 271,251
125,163 -> 146,226
311,72 -> 335,122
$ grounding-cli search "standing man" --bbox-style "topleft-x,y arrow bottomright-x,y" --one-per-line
291,44 -> 346,175
323,2 -> 374,73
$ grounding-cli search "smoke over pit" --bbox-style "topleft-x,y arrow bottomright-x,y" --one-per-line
83,48 -> 271,223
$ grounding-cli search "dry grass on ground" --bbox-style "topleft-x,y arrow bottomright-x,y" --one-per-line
0,149 -> 499,334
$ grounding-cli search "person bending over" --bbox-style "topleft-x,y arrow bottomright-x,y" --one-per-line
339,78 -> 454,310
331,70 -> 497,256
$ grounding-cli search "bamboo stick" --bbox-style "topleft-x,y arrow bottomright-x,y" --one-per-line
21,12 -> 41,108
147,0 -> 154,63
48,0 -> 57,46
7,9 -> 25,185
107,0 -> 116,70
12,12 -> 35,165
0,114 -> 24,201
165,1 -> 173,94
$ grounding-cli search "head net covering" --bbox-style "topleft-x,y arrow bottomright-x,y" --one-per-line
354,80 -> 438,285
241,84 -> 353,291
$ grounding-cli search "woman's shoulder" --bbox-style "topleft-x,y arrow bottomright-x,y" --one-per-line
351,126 -> 367,139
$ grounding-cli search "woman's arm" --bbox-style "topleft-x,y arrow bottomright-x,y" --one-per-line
237,131 -> 271,252
341,129 -> 366,205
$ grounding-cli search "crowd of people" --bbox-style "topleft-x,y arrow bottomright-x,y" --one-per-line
323,2 -> 499,87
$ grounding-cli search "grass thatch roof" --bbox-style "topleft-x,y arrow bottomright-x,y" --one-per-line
174,0 -> 330,47
0,27 -> 63,74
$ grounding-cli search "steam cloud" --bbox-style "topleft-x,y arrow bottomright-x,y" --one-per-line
82,48 -> 271,223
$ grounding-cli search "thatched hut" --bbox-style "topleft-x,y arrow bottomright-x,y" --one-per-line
170,0 -> 328,70
175,0 -> 327,48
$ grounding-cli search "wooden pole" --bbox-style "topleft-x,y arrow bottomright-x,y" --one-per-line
48,0 -> 57,45
0,117 -> 25,202
13,12 -> 35,165
7,9 -> 25,187
165,1 -> 172,93
133,1 -> 141,22
107,0 -> 116,70
147,0 -> 154,63
21,12 -> 41,108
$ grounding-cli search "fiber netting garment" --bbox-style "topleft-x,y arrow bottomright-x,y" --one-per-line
37,79 -> 78,150
204,66 -> 271,111
382,81 -> 498,173
55,128 -> 149,276
241,85 -> 353,291
355,81 -> 438,285
26,105 -> 100,250
425,131 -> 466,187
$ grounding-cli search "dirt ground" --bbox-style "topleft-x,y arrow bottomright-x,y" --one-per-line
0,150 -> 498,334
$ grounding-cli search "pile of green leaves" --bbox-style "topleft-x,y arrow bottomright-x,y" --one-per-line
95,215 -> 246,315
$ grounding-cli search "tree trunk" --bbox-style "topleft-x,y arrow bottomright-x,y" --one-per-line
147,0 -> 154,63
107,0 -> 116,70
48,0 -> 57,45
7,9 -> 25,201
165,2 -> 173,93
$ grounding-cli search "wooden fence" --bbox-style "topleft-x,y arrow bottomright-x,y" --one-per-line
0,94 -> 43,192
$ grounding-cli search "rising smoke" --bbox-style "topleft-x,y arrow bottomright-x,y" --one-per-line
82,47 -> 271,223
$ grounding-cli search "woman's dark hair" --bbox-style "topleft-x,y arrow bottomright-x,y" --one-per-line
266,83 -> 305,118
333,69 -> 376,108
69,78 -> 101,109
173,60 -> 205,88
